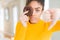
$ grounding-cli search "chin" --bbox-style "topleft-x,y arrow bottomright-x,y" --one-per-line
29,20 -> 38,24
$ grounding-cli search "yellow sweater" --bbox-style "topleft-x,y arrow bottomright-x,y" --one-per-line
14,20 -> 60,40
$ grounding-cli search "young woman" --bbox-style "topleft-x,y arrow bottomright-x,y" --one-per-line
14,0 -> 60,40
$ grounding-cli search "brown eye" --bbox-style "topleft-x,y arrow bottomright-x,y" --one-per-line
36,10 -> 40,12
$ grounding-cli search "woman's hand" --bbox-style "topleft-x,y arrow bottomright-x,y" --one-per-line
20,11 -> 29,27
42,9 -> 56,22
43,8 -> 60,30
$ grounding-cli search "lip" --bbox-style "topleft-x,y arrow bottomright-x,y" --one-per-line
30,16 -> 37,20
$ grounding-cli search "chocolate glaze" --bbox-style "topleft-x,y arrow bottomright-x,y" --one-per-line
23,6 -> 33,16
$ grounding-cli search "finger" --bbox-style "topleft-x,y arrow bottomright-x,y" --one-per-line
25,15 -> 29,21
46,9 -> 55,20
23,11 -> 29,15
48,9 -> 55,14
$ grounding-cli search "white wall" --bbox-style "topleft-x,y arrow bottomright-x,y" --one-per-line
49,0 -> 60,8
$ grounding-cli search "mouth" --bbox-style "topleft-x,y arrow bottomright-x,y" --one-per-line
29,16 -> 40,24
30,16 -> 37,20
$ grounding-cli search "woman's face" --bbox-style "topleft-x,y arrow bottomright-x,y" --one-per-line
28,1 -> 43,24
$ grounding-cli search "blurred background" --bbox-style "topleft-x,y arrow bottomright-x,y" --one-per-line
0,0 -> 60,40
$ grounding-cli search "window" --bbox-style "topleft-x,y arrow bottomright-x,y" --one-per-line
0,4 -> 4,31
5,8 -> 9,21
12,6 -> 18,34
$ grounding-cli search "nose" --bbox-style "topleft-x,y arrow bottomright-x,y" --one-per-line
31,10 -> 35,16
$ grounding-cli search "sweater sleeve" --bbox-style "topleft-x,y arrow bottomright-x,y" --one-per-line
14,21 -> 27,40
44,21 -> 51,31
45,20 -> 60,31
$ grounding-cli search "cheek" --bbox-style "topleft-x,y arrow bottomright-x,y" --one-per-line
36,12 -> 42,17
35,14 -> 41,19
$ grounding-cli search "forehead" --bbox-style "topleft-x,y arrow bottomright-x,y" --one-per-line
28,1 -> 42,9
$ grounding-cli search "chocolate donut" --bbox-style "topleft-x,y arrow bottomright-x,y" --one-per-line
23,6 -> 33,16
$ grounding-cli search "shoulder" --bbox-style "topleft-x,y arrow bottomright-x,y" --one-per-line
16,21 -> 23,31
16,21 -> 22,26
16,21 -> 27,30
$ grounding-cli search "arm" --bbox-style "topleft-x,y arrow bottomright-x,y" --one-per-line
14,21 -> 27,40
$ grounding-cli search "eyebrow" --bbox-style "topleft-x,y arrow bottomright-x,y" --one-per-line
35,7 -> 41,9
